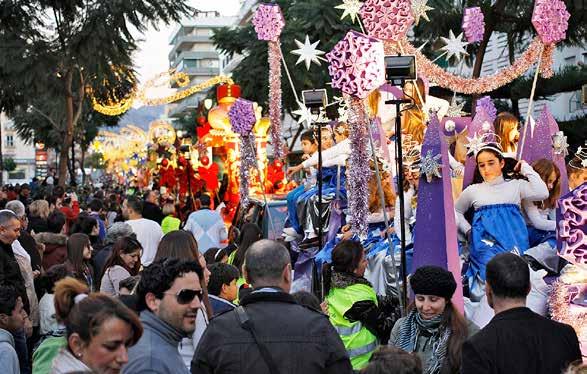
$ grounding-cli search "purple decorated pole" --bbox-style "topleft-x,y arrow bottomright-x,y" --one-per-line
463,108 -> 495,189
412,113 -> 464,312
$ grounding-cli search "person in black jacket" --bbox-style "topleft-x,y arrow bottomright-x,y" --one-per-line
0,210 -> 30,314
461,253 -> 581,374
142,190 -> 165,224
192,239 -> 353,374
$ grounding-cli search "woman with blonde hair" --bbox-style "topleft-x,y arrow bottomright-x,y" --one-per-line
28,199 -> 51,234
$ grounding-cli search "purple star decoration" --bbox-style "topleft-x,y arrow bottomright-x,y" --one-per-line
326,30 -> 385,99
228,98 -> 256,135
556,183 -> 587,265
360,0 -> 414,42
413,112 -> 464,312
462,7 -> 485,43
252,3 -> 285,42
532,0 -> 570,44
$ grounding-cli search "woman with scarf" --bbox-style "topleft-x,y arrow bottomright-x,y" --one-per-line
324,240 -> 400,371
389,266 -> 478,374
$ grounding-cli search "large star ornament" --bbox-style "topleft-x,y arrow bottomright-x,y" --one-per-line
446,99 -> 468,117
420,150 -> 442,183
291,35 -> 326,71
335,0 -> 363,23
466,132 -> 485,156
440,30 -> 469,61
411,0 -> 434,25
292,101 -> 314,126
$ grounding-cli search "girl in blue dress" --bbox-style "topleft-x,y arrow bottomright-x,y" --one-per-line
455,143 -> 548,300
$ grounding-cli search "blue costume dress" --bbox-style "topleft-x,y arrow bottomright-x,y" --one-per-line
455,162 -> 549,300
522,202 -> 559,273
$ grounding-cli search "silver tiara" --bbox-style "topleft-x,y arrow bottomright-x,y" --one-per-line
466,131 -> 503,157
569,142 -> 587,170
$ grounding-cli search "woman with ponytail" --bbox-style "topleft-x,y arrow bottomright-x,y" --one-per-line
323,240 -> 400,371
46,278 -> 142,374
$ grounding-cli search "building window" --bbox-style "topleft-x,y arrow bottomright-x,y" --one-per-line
564,56 -> 576,65
583,52 -> 587,64
6,135 -> 14,147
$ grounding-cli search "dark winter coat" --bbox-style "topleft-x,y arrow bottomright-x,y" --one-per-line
27,216 -> 49,235
142,202 -> 165,225
191,289 -> 353,374
0,240 -> 30,313
461,307 -> 581,374
33,232 -> 67,271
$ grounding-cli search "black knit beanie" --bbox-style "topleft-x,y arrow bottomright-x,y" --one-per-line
410,266 -> 457,299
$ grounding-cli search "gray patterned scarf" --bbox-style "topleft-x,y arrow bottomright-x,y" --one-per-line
396,309 -> 451,374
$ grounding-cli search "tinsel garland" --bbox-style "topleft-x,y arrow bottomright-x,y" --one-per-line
345,95 -> 371,237
549,276 -> 587,345
239,135 -> 257,208
268,41 -> 284,159
384,37 -> 554,95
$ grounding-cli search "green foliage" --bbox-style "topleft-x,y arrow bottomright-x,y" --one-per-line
2,157 -> 17,172
84,152 -> 105,169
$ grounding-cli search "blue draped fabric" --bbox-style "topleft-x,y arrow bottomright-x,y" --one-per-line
286,185 -> 306,234
527,226 -> 556,248
466,204 -> 529,282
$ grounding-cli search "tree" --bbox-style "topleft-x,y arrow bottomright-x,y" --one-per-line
0,0 -> 193,186
2,157 -> 16,173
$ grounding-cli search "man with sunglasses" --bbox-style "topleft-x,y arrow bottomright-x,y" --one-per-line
125,258 -> 204,374
192,240 -> 352,374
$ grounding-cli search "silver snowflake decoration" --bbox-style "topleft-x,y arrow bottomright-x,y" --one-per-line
291,35 -> 326,71
440,30 -> 469,61
465,132 -> 485,156
446,99 -> 468,117
292,101 -> 314,126
335,0 -> 362,23
551,131 -> 569,156
421,149 -> 442,183
411,0 -> 434,25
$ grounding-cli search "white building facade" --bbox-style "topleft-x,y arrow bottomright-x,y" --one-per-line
1,112 -> 36,184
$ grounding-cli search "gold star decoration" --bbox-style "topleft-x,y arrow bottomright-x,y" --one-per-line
411,0 -> 434,25
335,0 -> 363,23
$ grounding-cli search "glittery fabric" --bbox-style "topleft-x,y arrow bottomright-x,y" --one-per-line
518,105 -> 556,165
360,0 -> 414,42
549,274 -> 587,345
268,41 -> 284,159
326,30 -> 385,99
386,37 -> 554,94
462,7 -> 485,43
239,135 -> 257,208
252,3 -> 285,42
346,95 -> 371,236
532,0 -> 570,44
228,98 -> 256,135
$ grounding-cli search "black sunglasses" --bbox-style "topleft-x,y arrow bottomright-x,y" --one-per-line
164,289 -> 203,305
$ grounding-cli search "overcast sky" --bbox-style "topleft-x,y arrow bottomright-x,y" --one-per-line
133,0 -> 241,84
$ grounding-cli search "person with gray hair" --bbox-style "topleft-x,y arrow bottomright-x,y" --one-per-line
92,222 -> 136,277
192,239 -> 352,374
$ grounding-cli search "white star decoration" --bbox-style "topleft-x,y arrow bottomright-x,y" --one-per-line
411,0 -> 434,25
551,131 -> 569,157
291,35 -> 326,71
421,150 -> 442,183
292,101 -> 314,126
446,99 -> 468,117
440,30 -> 469,61
335,0 -> 363,23
466,132 -> 484,156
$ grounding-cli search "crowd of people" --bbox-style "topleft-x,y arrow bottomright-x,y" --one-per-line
0,172 -> 584,374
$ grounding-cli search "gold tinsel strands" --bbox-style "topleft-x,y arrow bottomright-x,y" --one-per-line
91,71 -> 234,116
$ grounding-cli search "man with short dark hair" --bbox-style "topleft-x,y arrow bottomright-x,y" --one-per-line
184,194 -> 227,254
88,198 -> 107,241
125,258 -> 204,374
461,253 -> 581,374
207,263 -> 239,316
0,210 -> 29,314
0,286 -> 26,374
192,239 -> 352,374
123,196 -> 163,266
142,190 -> 165,224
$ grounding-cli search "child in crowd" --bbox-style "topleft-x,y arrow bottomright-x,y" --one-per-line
160,202 -> 180,234
207,263 -> 239,316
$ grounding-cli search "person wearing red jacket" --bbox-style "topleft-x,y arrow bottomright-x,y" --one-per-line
59,192 -> 80,234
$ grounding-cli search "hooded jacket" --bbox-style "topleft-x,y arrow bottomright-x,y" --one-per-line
0,328 -> 19,374
124,310 -> 189,374
34,232 -> 68,270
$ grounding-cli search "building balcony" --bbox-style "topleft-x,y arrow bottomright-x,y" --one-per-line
170,51 -> 219,68
169,34 -> 214,59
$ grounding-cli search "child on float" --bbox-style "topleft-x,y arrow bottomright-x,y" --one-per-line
567,153 -> 587,191
493,112 -> 520,158
455,142 -> 549,302
284,130 -> 318,237
523,159 -> 562,273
